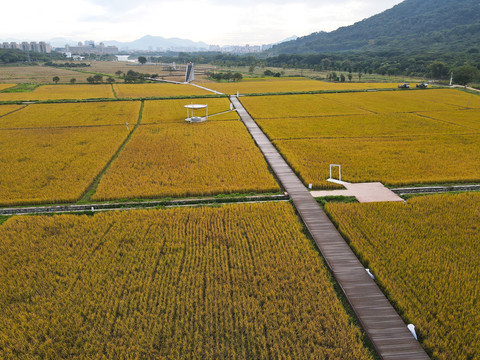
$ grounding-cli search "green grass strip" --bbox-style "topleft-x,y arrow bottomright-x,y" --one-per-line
77,100 -> 144,203
0,83 -> 39,93
111,83 -> 118,98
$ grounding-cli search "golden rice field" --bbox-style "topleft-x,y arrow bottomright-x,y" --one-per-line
325,192 -> 480,360
0,126 -> 130,206
240,94 -> 369,119
0,84 -> 114,101
256,113 -> 467,140
275,134 -> 480,188
196,78 -> 399,95
0,84 -> 16,91
241,89 -> 480,188
113,83 -> 212,98
142,98 -> 238,124
241,90 -> 465,119
0,101 -> 141,129
0,104 -> 24,117
323,89 -> 473,113
0,203 -> 374,360
92,122 -> 280,201
418,109 -> 480,130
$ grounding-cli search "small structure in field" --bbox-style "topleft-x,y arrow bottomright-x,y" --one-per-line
185,103 -> 208,123
185,62 -> 194,83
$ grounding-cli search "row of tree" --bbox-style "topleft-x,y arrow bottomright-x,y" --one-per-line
51,75 -> 115,84
206,71 -> 243,82
145,51 -> 480,84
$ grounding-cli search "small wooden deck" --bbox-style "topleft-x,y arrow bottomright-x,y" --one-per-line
230,96 -> 430,360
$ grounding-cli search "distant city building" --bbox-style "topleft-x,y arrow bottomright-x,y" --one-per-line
210,43 -> 271,54
64,41 -> 118,55
1,41 -> 51,53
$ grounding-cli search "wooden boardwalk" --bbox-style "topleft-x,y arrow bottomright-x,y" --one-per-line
230,96 -> 430,360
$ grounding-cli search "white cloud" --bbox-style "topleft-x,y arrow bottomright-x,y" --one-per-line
0,0 -> 404,45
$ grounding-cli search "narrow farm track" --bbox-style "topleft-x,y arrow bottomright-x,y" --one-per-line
230,95 -> 430,360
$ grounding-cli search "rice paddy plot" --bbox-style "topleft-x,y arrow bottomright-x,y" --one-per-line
256,112 -> 467,140
418,109 -> 480,130
240,94 -> 369,119
0,126 -> 130,206
0,104 -> 23,117
113,83 -> 212,98
142,98 -> 238,124
0,101 -> 141,129
323,90 -> 463,113
325,192 -> 480,360
409,88 -> 480,109
0,84 -> 16,91
274,134 -> 480,188
196,78 -> 399,95
0,66 -> 93,84
0,202 -> 374,359
92,122 -> 280,201
0,84 -> 114,101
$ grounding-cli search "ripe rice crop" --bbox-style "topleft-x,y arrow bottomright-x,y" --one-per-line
113,83 -> 212,98
196,79 -> 399,95
0,84 -> 16,91
0,101 -> 141,129
325,192 -> 480,360
256,113 -> 467,140
323,90 -> 462,113
240,94 -> 369,119
0,126 -> 130,205
0,84 -> 114,101
241,89 -> 480,188
0,104 -> 23,117
142,98 -> 238,124
418,109 -> 480,130
92,122 -> 280,200
406,88 -> 480,108
0,202 -> 374,359
274,134 -> 480,188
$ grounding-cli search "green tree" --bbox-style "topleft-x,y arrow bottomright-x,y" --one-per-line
428,61 -> 448,79
232,72 -> 243,82
453,65 -> 479,86
264,69 -> 274,76
347,73 -> 353,81
87,76 -> 95,84
138,56 -> 147,65
70,78 -> 76,84
358,71 -> 363,81
340,74 -> 346,82
106,77 -> 115,84
115,70 -> 123,77
248,65 -> 255,74
52,76 -> 60,84
93,74 -> 103,83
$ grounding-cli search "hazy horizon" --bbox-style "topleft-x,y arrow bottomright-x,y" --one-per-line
1,0 -> 404,46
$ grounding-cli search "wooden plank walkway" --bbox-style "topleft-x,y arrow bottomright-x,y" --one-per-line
230,96 -> 430,360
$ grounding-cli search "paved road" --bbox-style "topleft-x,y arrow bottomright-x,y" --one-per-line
230,95 -> 430,360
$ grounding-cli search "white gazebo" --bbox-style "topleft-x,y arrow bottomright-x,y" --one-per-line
185,103 -> 208,123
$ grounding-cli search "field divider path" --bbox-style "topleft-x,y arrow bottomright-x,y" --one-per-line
230,95 -> 430,360
77,100 -> 145,203
0,195 -> 289,216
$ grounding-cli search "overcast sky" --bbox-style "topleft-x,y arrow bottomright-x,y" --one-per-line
1,0 -> 404,45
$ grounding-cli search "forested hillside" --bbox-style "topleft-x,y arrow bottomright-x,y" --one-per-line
271,0 -> 480,54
